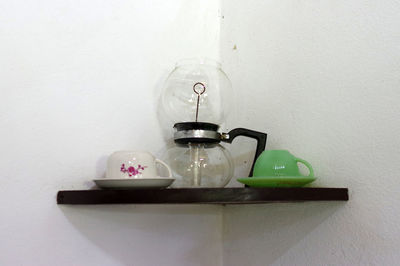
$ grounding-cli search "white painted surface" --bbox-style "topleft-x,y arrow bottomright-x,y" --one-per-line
0,1 -> 222,265
221,0 -> 400,265
2,0 -> 400,265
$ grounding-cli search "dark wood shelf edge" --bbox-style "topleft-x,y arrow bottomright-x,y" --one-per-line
57,187 -> 348,205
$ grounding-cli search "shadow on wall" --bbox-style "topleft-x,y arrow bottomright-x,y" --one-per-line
223,202 -> 345,266
59,205 -> 222,266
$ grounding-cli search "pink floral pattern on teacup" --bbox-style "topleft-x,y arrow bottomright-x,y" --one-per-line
120,164 -> 147,177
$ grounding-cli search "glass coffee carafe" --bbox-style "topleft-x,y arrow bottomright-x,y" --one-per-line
160,58 -> 267,188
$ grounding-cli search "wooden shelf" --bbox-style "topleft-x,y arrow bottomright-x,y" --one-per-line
57,187 -> 348,205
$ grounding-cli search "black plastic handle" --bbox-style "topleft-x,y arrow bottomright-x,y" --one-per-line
221,128 -> 267,177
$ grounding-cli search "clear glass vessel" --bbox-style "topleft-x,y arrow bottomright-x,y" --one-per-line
161,58 -> 233,125
163,143 -> 234,188
160,58 -> 267,188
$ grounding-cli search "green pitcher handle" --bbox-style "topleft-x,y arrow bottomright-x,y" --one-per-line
295,158 -> 314,177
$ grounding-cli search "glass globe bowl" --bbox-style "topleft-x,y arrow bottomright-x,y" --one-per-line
161,58 -> 233,125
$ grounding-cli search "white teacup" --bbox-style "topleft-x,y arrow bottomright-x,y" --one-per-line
106,151 -> 172,179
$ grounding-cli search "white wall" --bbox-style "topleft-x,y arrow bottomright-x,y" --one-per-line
221,0 -> 400,265
2,0 -> 400,265
0,1 -> 223,265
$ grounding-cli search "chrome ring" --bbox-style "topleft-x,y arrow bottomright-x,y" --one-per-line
174,129 -> 221,141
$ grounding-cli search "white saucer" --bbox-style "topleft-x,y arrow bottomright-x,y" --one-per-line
93,177 -> 175,189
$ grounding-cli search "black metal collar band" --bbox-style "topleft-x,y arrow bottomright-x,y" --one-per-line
173,122 -> 222,144
174,129 -> 222,144
174,122 -> 219,131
